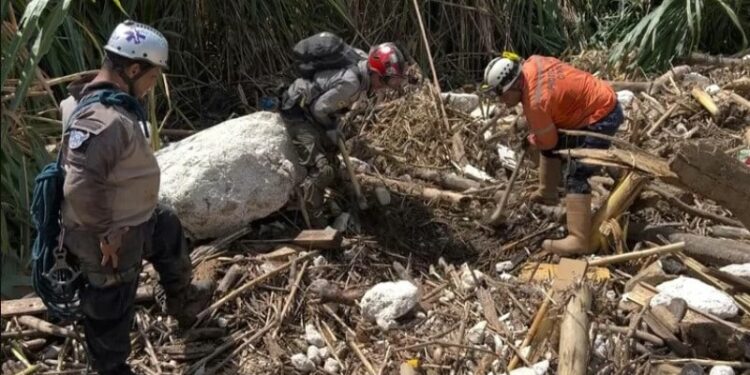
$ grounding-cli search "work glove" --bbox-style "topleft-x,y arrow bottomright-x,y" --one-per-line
99,227 -> 129,269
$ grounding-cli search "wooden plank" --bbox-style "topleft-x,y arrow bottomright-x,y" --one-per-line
1,286 -> 153,318
292,228 -> 343,250
519,263 -> 610,283
552,258 -> 588,291
477,288 -> 507,335
642,311 -> 690,356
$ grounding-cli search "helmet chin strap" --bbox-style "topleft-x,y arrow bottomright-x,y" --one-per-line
115,66 -> 150,97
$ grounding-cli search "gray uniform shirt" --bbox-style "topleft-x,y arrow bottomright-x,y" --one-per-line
285,57 -> 370,129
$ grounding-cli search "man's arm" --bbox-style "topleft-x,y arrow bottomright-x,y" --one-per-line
525,109 -> 558,150
310,79 -> 360,129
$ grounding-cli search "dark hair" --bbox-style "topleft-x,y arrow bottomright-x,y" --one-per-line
103,50 -> 153,72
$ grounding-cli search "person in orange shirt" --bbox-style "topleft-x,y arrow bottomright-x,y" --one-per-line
482,52 -> 624,255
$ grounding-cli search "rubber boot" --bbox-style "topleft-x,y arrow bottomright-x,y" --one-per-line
542,194 -> 593,255
530,156 -> 561,205
164,280 -> 214,329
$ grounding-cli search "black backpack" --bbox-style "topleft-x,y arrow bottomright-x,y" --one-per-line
292,32 -> 364,79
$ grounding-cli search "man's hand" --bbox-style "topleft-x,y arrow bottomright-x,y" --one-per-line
100,227 -> 129,269
524,134 -> 538,149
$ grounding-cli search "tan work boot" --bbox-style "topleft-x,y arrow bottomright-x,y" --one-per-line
542,194 -> 593,255
529,156 -> 561,205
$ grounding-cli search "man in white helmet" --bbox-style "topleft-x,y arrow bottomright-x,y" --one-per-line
482,52 -> 624,256
59,21 -> 211,374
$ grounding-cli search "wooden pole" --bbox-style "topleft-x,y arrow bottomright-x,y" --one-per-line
558,286 -> 592,375
487,149 -> 527,226
411,0 -> 451,132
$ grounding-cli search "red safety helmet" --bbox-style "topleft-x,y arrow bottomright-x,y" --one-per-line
367,43 -> 405,78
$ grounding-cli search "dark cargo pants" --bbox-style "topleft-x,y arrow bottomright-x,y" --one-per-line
282,110 -> 339,227
541,103 -> 624,194
64,205 -> 191,373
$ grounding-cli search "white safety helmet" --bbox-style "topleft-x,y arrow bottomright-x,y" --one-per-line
104,20 -> 168,69
482,53 -> 522,94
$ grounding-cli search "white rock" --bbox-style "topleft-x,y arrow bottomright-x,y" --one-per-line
709,365 -> 735,375
307,345 -> 322,365
744,55 -> 750,61
324,358 -> 341,374
705,84 -> 721,96
305,323 -> 326,348
616,90 -> 635,108
313,256 -> 328,267
441,92 -> 480,113
291,353 -> 316,373
319,347 -> 330,359
499,272 -> 515,282
496,144 -> 517,170
605,290 -> 617,301
593,333 -> 610,359
460,264 -> 485,292
360,280 -> 420,330
495,261 -> 514,273
471,104 -> 497,119
157,112 -> 304,239
720,263 -> 750,278
496,360 -> 550,375
466,321 -> 488,344
653,276 -> 739,318
492,334 -> 505,353
684,72 -> 710,86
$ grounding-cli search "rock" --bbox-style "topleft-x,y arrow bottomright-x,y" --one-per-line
710,366 -> 735,375
466,320 -> 488,344
720,263 -> 750,279
681,363 -> 705,375
305,323 -> 326,348
499,272 -> 515,282
652,276 -> 739,318
495,261 -> 514,273
157,112 -> 303,239
440,92 -> 480,113
593,333 -> 611,358
313,256 -> 328,267
374,186 -> 391,206
705,84 -> 721,96
360,280 -> 420,330
497,360 -> 550,375
307,345 -> 322,365
324,358 -> 341,374
625,260 -> 676,292
684,72 -> 710,86
319,347 -> 330,359
460,264 -> 485,292
471,104 -> 497,119
291,353 -> 316,373
617,90 -> 635,108
667,298 -> 688,321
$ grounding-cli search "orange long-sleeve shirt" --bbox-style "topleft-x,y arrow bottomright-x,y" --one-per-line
520,55 -> 616,150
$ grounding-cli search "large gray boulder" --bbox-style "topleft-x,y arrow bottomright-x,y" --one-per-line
156,112 -> 304,239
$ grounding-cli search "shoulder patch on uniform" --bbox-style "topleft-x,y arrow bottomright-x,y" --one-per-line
68,129 -> 90,150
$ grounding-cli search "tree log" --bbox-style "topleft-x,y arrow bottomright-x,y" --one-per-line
359,174 -> 471,206
607,65 -> 691,94
558,285 -> 592,375
679,52 -> 750,67
668,233 -> 750,267
405,166 -> 480,191
17,316 -> 76,339
669,141 -> 750,229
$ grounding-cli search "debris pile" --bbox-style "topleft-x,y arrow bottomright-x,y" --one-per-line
2,59 -> 749,375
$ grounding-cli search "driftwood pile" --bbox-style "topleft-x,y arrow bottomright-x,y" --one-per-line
2,57 -> 750,375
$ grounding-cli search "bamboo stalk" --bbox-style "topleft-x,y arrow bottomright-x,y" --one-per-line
590,171 -> 649,251
558,286 -> 592,375
691,87 -> 719,116
587,242 -> 685,266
